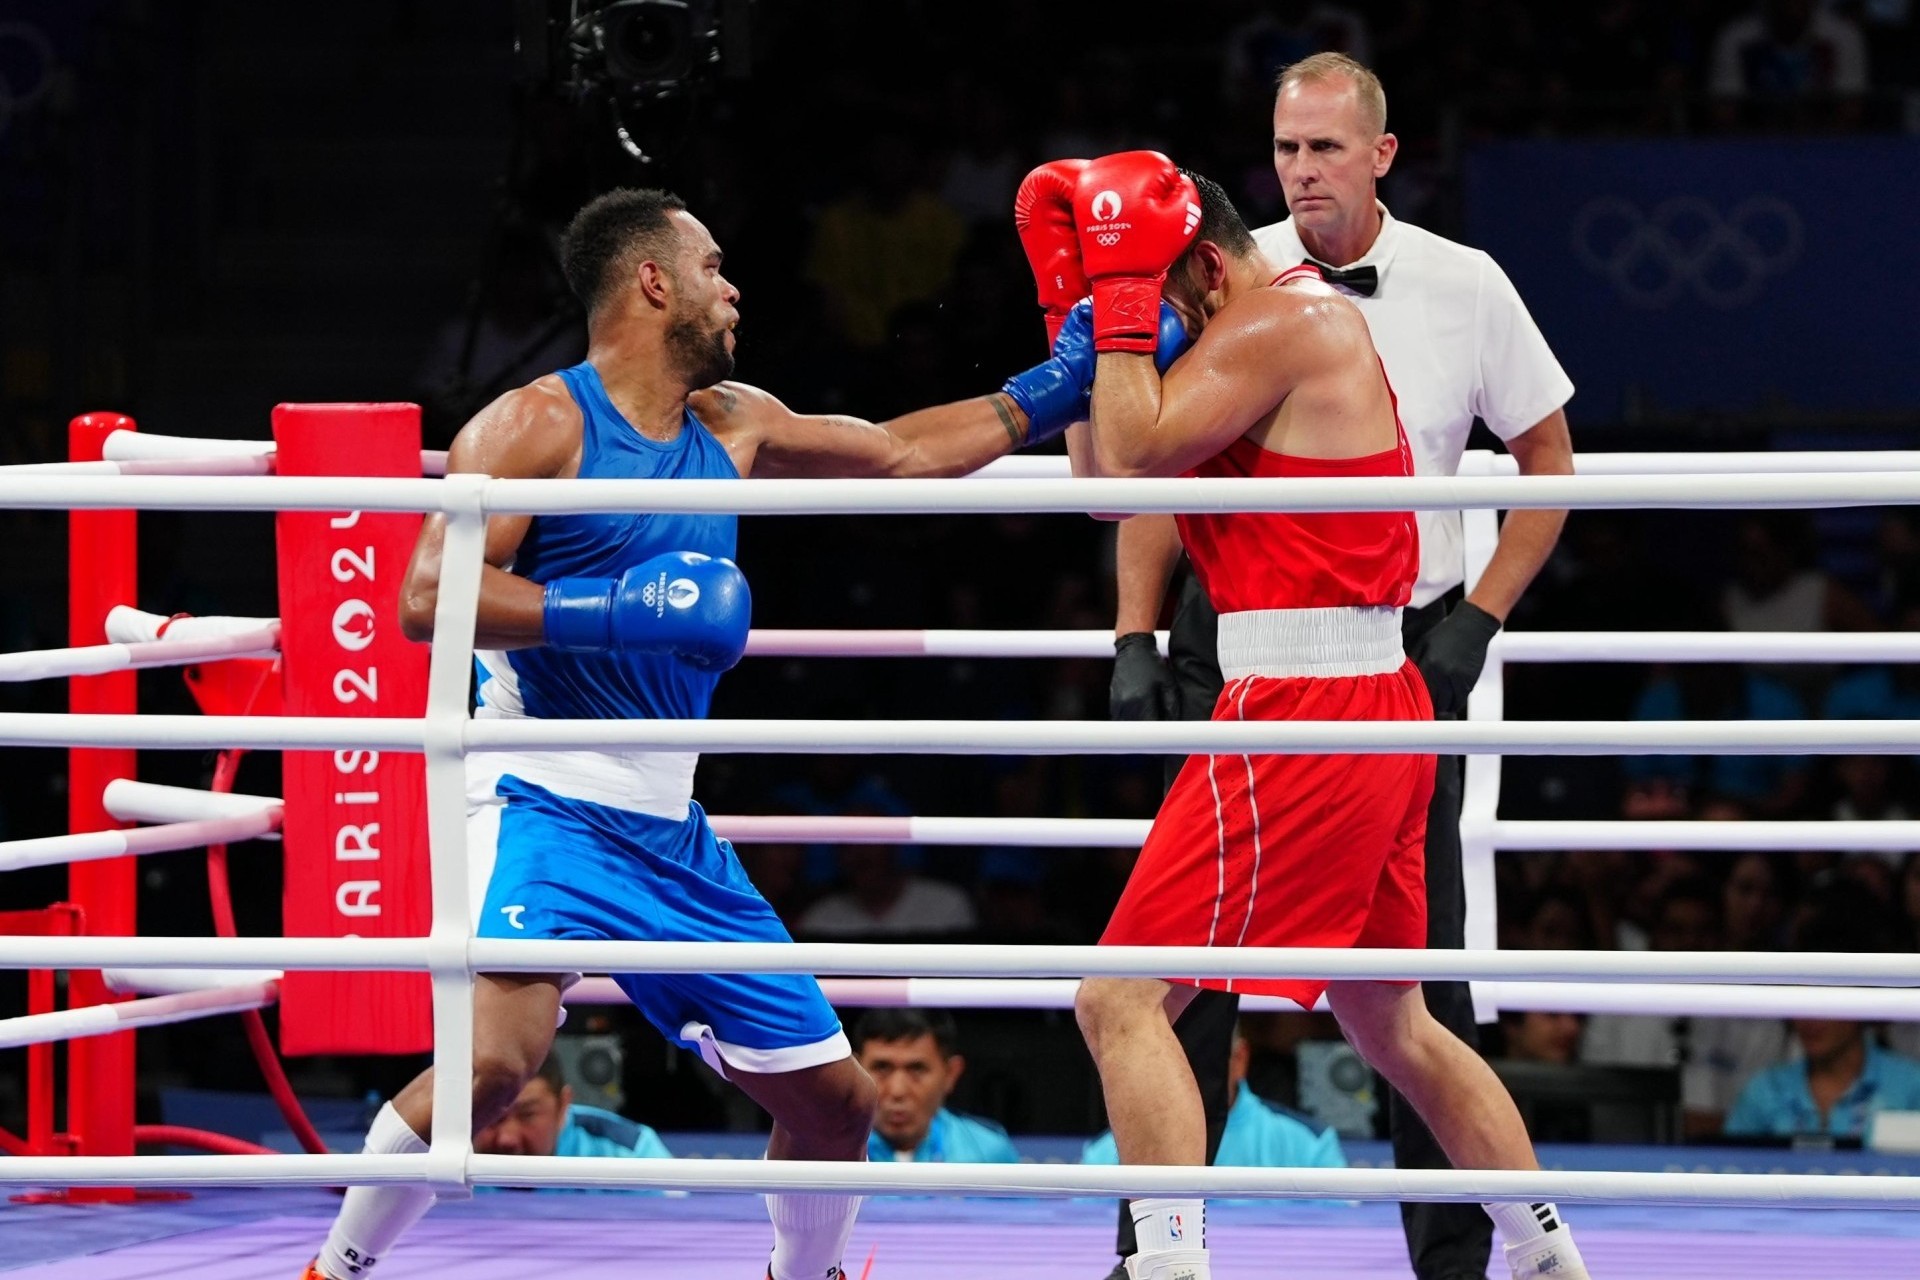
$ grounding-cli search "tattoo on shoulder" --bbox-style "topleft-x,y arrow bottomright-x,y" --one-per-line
990,394 -> 1024,448
712,386 -> 739,415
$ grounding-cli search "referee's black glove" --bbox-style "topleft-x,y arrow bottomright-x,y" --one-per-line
1110,632 -> 1177,721
1410,601 -> 1502,716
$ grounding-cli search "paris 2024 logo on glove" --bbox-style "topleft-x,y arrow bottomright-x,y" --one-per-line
1086,190 -> 1128,246
639,572 -> 702,616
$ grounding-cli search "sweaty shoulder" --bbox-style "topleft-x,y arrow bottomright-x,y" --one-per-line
688,380 -> 774,432
448,374 -> 582,481
1227,278 -> 1368,351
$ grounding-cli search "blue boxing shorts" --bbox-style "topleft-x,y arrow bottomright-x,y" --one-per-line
472,773 -> 849,1075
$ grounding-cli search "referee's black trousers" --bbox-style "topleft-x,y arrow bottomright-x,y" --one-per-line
1110,571 -> 1493,1280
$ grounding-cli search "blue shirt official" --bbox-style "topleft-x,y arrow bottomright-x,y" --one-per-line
868,1107 -> 1020,1163
1726,1042 -> 1920,1139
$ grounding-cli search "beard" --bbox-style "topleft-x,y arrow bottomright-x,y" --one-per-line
666,309 -> 735,389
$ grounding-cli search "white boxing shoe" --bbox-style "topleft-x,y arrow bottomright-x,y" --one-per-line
1123,1250 -> 1211,1280
1505,1226 -> 1592,1279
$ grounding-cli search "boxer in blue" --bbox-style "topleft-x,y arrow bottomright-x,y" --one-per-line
305,187 -> 1184,1280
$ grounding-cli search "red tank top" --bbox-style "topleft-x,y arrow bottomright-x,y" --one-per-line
1174,268 -> 1419,614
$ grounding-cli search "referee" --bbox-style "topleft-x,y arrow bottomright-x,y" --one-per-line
1103,54 -> 1574,1280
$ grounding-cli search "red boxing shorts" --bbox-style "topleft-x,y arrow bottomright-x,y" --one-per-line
1100,660 -> 1436,1009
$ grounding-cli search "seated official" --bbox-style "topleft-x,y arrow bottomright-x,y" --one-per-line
476,1052 -> 672,1189
1725,1020 -> 1920,1141
852,1009 -> 1019,1163
1082,1023 -> 1346,1174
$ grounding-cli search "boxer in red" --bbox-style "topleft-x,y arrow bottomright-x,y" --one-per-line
1025,153 -> 1592,1280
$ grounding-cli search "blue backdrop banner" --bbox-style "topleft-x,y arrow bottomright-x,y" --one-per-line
1463,138 -> 1920,423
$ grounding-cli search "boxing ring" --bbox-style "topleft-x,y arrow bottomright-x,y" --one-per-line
1,416 -> 1919,1277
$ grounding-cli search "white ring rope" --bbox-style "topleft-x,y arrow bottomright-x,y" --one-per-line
1,712 -> 1915,754
5,938 -> 1918,986
0,455 -> 275,477
0,980 -> 277,1052
464,717 -> 1920,755
1492,819 -> 1920,852
0,625 -> 281,683
563,976 -> 1920,1022
10,447 -> 1911,483
0,811 -> 282,875
103,779 -> 282,824
99,429 -> 448,475
20,621 -> 1909,666
104,968 -> 284,996
706,815 -> 1920,853
63,791 -> 1919,856
79,967 -> 1920,1029
0,1152 -> 1915,1208
6,470 -> 1920,517
743,628 -> 1920,662
979,452 -> 1920,479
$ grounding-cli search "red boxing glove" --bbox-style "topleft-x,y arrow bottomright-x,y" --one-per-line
1073,151 -> 1201,353
1014,159 -> 1091,347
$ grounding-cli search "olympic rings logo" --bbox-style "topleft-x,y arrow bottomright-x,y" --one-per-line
1570,195 -> 1803,310
1095,232 -> 1122,247
0,21 -> 57,141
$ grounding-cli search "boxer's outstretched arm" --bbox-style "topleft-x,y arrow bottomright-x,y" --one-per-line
695,381 -> 1028,480
1087,291 -> 1294,479
400,380 -> 577,649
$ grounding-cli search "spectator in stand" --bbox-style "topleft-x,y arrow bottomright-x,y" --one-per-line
1726,883 -> 1920,1138
1624,663 -> 1812,818
1711,0 -> 1871,127
853,1010 -> 1019,1163
1582,877 -> 1788,1136
474,1053 -> 672,1191
1724,513 -> 1878,637
1496,1011 -> 1585,1066
798,843 -> 978,937
802,131 -> 967,350
1727,1019 -> 1920,1139
1509,886 -> 1600,953
1823,588 -> 1920,730
1723,853 -> 1789,953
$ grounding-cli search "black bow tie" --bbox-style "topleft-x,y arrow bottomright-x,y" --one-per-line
1306,259 -> 1379,296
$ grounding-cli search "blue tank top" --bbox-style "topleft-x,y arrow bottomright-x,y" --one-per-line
476,361 -> 740,725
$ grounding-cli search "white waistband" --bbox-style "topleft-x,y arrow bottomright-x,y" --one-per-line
468,705 -> 696,820
1216,606 -> 1405,679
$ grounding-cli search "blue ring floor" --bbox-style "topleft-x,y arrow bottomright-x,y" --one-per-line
7,1188 -> 1920,1279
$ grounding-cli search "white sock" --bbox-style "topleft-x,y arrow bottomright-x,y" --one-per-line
1130,1198 -> 1206,1254
767,1192 -> 863,1280
1483,1200 -> 1564,1248
318,1103 -> 435,1278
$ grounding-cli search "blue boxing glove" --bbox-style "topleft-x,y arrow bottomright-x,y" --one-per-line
542,550 -> 751,672
999,300 -> 1191,445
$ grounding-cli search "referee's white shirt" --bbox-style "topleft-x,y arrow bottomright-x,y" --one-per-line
1253,204 -> 1574,609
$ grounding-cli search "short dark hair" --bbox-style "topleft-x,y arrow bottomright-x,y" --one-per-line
560,187 -> 689,314
529,1051 -> 569,1097
850,1008 -> 958,1057
1180,169 -> 1257,259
